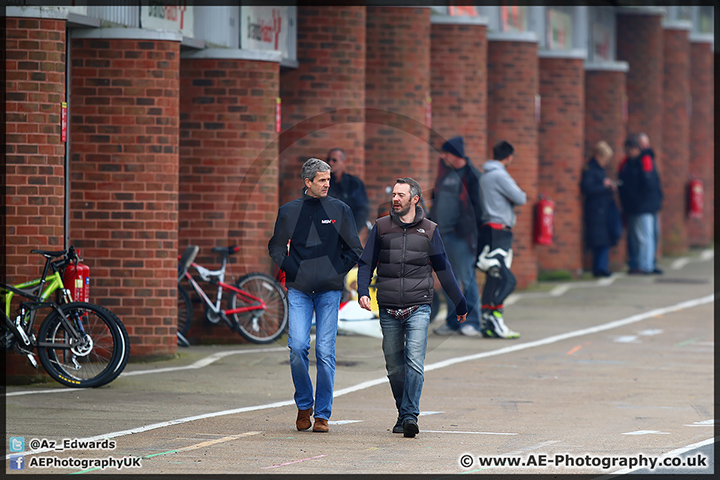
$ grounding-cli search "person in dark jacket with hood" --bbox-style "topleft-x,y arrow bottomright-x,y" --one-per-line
580,141 -> 621,277
357,177 -> 467,438
268,158 -> 363,434
429,136 -> 484,337
617,135 -> 664,274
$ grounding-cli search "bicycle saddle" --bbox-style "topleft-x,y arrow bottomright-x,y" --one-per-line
178,245 -> 199,280
211,246 -> 240,255
30,249 -> 66,258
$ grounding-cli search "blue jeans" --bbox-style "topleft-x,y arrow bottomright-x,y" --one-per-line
441,232 -> 481,330
627,213 -> 658,272
592,246 -> 610,275
379,304 -> 431,423
287,288 -> 342,420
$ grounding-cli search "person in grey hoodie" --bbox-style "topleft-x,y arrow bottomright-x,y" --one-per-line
476,140 -> 527,338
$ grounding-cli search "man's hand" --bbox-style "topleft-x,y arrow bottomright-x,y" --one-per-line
457,313 -> 467,323
359,295 -> 372,311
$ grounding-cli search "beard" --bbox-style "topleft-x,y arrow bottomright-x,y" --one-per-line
391,203 -> 411,219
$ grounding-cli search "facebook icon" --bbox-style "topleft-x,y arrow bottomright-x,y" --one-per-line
9,455 -> 25,470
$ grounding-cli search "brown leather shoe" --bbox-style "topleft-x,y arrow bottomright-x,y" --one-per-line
296,408 -> 313,431
312,418 -> 329,433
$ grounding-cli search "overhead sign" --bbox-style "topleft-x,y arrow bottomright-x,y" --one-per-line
240,6 -> 297,63
141,1 -> 193,37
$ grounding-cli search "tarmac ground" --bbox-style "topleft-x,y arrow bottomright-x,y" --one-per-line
4,250 -> 715,476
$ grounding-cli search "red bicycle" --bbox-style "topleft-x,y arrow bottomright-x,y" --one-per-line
177,246 -> 288,345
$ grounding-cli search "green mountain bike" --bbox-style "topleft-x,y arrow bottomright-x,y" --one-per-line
2,246 -> 130,388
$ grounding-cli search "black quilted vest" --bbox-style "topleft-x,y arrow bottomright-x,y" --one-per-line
374,207 -> 437,308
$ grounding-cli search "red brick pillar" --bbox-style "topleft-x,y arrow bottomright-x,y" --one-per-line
69,31 -> 181,360
366,7 -> 431,215
279,6 -> 366,206
4,16 -> 67,382
430,17 -> 487,165
616,10 -> 664,253
584,62 -> 629,272
660,23 -> 691,255
687,37 -> 714,247
179,50 -> 280,343
487,32 -> 539,288
537,52 -> 585,274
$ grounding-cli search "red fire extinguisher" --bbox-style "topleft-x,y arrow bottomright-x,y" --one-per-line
534,195 -> 555,245
687,178 -> 703,218
63,249 -> 90,303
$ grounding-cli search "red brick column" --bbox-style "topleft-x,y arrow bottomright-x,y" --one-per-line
69,31 -> 181,360
616,10 -> 664,253
584,62 -> 629,272
366,7 -> 431,215
487,33 -> 539,288
4,16 -> 67,382
179,51 -> 280,343
660,24 -> 691,255
687,38 -> 714,246
537,52 -> 585,274
430,18 -> 487,165
279,6 -> 366,206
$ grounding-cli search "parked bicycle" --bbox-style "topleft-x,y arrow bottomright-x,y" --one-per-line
177,245 -> 288,345
1,246 -> 130,388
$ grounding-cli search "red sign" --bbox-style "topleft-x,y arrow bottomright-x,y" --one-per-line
61,102 -> 67,142
275,97 -> 281,133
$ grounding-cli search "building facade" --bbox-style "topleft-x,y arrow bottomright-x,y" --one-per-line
4,4 -> 715,379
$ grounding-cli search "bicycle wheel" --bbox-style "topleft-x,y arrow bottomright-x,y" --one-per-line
37,302 -> 130,388
177,285 -> 192,336
229,273 -> 288,344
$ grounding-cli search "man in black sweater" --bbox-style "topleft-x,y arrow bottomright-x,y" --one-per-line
268,158 -> 362,434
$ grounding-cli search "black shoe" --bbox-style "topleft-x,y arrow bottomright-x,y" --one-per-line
402,418 -> 419,438
628,269 -> 650,275
651,268 -> 664,275
392,418 -> 403,434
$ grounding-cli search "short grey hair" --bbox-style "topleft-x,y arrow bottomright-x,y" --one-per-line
301,157 -> 331,183
395,177 -> 422,201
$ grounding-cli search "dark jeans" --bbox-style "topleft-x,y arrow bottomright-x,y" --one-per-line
592,246 -> 610,275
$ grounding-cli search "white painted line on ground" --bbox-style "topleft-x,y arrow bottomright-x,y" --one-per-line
422,430 -> 517,435
613,335 -> 640,343
6,293 -> 714,461
637,329 -> 663,336
621,430 -> 670,435
419,411 -> 445,416
549,284 -> 570,296
685,419 -> 714,426
328,420 -> 363,425
671,258 -> 690,270
261,454 -> 327,470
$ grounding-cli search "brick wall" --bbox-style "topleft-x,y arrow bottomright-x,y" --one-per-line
69,37 -> 180,360
661,27 -> 691,255
179,56 -> 279,343
279,6 -> 366,207
429,22 -> 487,166
4,17 -> 67,382
366,7 -> 431,216
616,13 -> 664,253
487,38 -> 539,288
584,67 -> 628,271
687,42 -> 714,246
538,56 -> 584,274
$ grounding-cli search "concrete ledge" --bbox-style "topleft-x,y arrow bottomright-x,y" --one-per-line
6,6 -> 68,19
70,28 -> 182,42
487,31 -> 538,43
539,49 -> 587,60
181,48 -> 282,63
689,33 -> 714,44
617,6 -> 667,16
584,61 -> 630,73
662,20 -> 693,31
431,15 -> 489,26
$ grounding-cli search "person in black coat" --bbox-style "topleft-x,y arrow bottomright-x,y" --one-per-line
581,141 -> 621,277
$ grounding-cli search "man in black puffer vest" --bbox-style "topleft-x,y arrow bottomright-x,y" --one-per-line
357,177 -> 467,438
